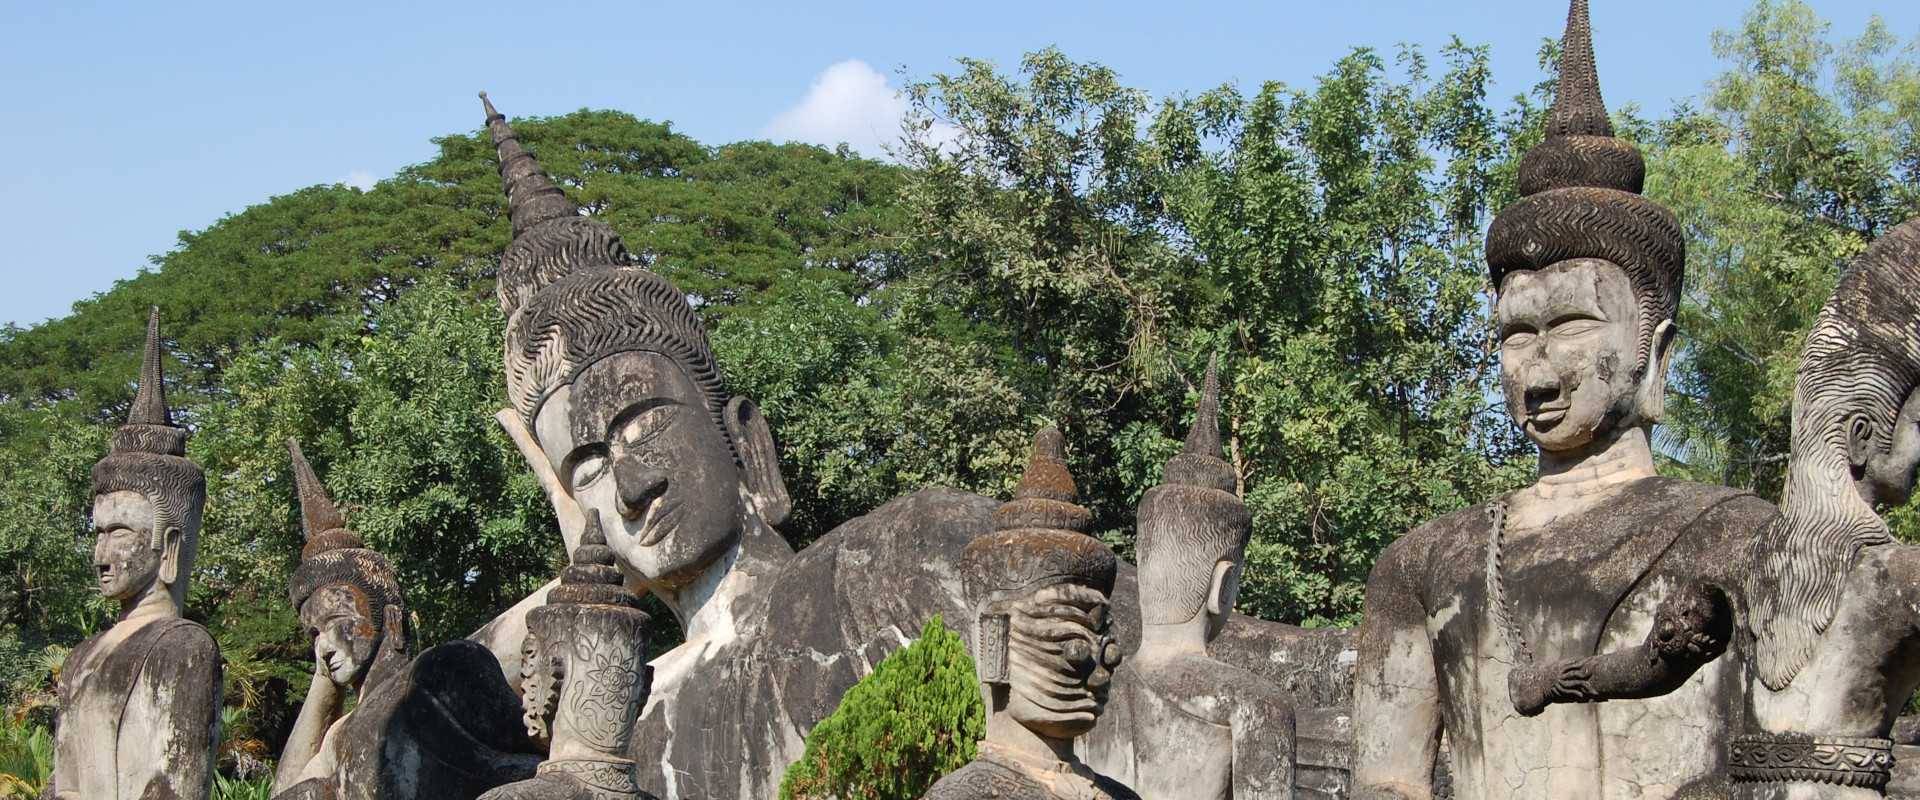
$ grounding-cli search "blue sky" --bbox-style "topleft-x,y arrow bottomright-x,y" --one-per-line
3,1 -> 1914,328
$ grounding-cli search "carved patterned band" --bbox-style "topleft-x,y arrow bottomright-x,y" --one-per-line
1729,734 -> 1894,788
537,758 -> 643,798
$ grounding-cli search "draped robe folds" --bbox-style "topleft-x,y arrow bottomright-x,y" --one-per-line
1366,477 -> 1775,799
49,616 -> 222,800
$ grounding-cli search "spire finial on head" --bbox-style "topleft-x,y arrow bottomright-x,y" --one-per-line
287,438 -> 350,547
129,306 -> 171,427
478,93 -> 576,237
1550,0 -> 1611,138
1182,354 -> 1222,458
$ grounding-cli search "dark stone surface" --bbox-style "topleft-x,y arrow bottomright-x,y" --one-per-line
281,640 -> 540,800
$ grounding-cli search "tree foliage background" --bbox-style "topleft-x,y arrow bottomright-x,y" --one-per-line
0,0 -> 1915,785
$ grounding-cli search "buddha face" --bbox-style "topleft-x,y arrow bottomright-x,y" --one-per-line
1497,258 -> 1650,453
536,351 -> 745,589
1004,582 -> 1122,739
300,583 -> 379,688
91,491 -> 164,602
1856,388 -> 1920,509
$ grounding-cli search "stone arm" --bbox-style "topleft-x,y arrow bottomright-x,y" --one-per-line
1506,580 -> 1732,717
273,670 -> 345,793
1226,679 -> 1296,799
1351,544 -> 1441,800
121,623 -> 222,800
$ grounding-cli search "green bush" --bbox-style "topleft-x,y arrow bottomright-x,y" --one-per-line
0,716 -> 51,798
779,616 -> 983,800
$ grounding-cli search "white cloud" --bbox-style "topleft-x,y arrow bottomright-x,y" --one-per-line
763,60 -> 954,159
343,170 -> 376,191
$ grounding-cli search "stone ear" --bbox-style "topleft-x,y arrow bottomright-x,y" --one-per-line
1206,560 -> 1237,619
158,525 -> 182,587
1638,319 -> 1678,423
724,396 -> 791,528
1848,414 -> 1876,471
976,612 -> 1010,686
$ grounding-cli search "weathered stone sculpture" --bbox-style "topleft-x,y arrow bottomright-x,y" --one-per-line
469,92 -> 997,800
271,439 -> 539,800
46,308 -> 222,800
925,427 -> 1138,800
469,92 -> 1361,800
1079,359 -> 1295,799
481,511 -> 655,800
1735,218 -> 1920,798
1349,2 -> 1779,797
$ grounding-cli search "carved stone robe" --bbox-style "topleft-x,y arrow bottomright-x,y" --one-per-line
924,743 -> 1142,800
49,616 -> 221,800
1361,476 -> 1775,799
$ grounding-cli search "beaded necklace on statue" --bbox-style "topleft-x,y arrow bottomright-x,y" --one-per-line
1482,499 -> 1535,666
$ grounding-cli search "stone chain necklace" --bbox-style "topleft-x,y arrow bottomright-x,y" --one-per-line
1483,499 -> 1535,665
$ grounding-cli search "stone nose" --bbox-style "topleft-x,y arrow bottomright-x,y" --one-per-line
613,453 -> 668,522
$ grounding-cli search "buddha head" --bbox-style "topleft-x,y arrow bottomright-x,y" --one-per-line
286,438 -> 407,690
1136,357 -> 1251,640
481,93 -> 790,592
1753,217 -> 1920,691
961,427 -> 1122,741
89,308 -> 205,613
1486,0 -> 1683,455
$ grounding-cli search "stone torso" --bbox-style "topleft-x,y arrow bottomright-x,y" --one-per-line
1393,477 -> 1772,799
1080,662 -> 1231,800
924,744 -> 1143,800
51,616 -> 221,800
627,488 -> 990,800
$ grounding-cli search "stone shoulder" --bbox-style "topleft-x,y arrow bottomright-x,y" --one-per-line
1135,653 -> 1296,728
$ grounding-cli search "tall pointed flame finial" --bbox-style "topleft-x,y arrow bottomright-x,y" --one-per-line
1182,354 -> 1222,459
478,92 -> 576,236
128,307 -> 172,427
1549,0 -> 1611,138
287,438 -> 348,543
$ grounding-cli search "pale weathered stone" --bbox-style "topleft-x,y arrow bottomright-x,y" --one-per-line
478,510 -> 656,800
1080,358 -> 1295,799
47,307 -> 222,800
1350,3 -> 1778,797
271,439 -> 539,800
467,92 -> 1361,800
924,428 -> 1138,800
1736,218 -> 1920,799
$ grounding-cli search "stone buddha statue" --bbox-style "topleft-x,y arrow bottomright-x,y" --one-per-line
1350,2 -> 1780,797
1079,358 -> 1295,799
46,308 -> 222,800
924,427 -> 1138,800
271,439 -> 539,800
467,92 -> 1002,800
1734,219 -> 1920,798
481,510 -> 656,800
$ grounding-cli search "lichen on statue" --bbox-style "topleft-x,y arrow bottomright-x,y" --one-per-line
270,439 -> 538,800
1349,2 -> 1778,798
1078,357 -> 1296,799
47,307 -> 222,800
1735,218 -> 1920,799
